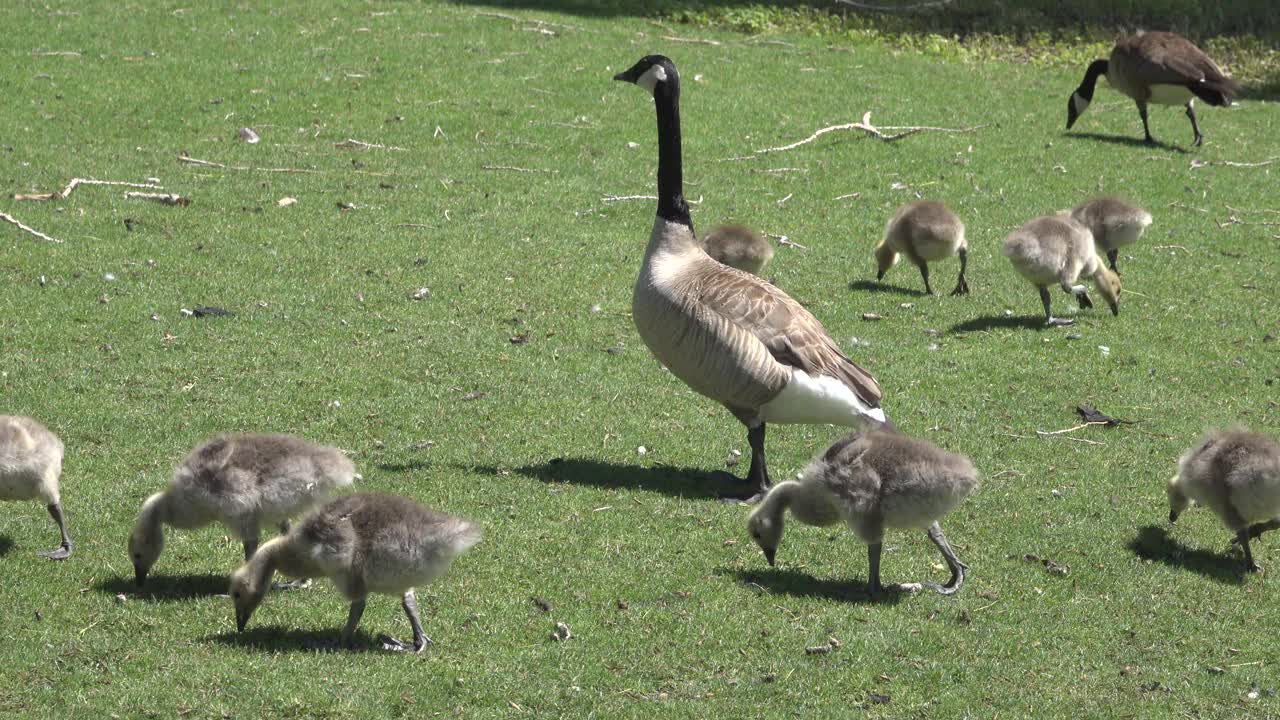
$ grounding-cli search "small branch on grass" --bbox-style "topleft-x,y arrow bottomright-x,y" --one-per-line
1036,422 -> 1109,437
754,112 -> 985,154
765,232 -> 807,250
602,194 -> 703,205
1217,216 -> 1280,229
834,192 -> 862,201
776,193 -> 793,206
14,178 -> 164,201
32,50 -> 81,57
1190,157 -> 1280,169
1225,204 -> 1280,215
396,223 -> 432,229
482,165 -> 558,174
834,0 -> 955,13
1167,201 -> 1208,214
124,191 -> 190,206
177,153 -> 320,174
334,138 -> 407,151
1151,245 -> 1190,252
659,35 -> 722,46
0,211 -> 61,243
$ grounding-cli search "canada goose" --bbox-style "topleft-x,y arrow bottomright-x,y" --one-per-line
747,430 -> 978,594
1003,214 -> 1121,327
703,224 -> 774,276
875,200 -> 969,295
1167,428 -> 1280,572
614,55 -> 890,501
129,433 -> 356,586
1066,31 -> 1238,147
231,492 -> 481,652
1069,197 -> 1152,273
0,416 -> 72,560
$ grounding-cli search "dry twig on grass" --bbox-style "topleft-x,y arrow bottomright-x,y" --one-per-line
0,211 -> 61,243
482,165 -> 558,174
177,153 -> 321,174
601,194 -> 703,205
124,191 -> 190,206
765,232 -> 807,250
754,112 -> 985,154
1035,422 -> 1109,437
335,138 -> 407,151
13,178 -> 164,202
1190,157 -> 1280,169
659,35 -> 722,46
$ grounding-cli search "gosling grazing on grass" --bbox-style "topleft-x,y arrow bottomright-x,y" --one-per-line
0,416 -> 72,560
1003,214 -> 1121,327
231,492 -> 481,653
1167,428 -> 1280,572
747,430 -> 978,594
1069,197 -> 1152,273
702,224 -> 774,276
615,55 -> 890,502
875,200 -> 969,295
1066,31 -> 1238,147
129,433 -> 356,586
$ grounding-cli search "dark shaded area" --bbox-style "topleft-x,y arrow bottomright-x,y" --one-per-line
0,535 -> 13,558
949,314 -> 1047,333
376,460 -> 434,473
468,458 -> 750,500
848,279 -> 927,297
1128,525 -> 1246,586
94,572 -> 231,602
727,567 -> 907,605
458,1 -> 1280,42
1062,132 -> 1188,153
207,627 -> 381,654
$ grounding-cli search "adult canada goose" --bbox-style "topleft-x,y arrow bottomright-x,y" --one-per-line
1069,197 -> 1152,273
875,200 -> 969,295
129,433 -> 356,586
703,224 -> 774,276
614,55 -> 890,501
1066,31 -> 1238,147
231,493 -> 481,653
1168,428 -> 1280,572
1003,214 -> 1121,327
747,430 -> 978,594
0,416 -> 72,560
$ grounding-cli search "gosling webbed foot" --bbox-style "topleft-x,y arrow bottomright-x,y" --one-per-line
271,578 -> 313,591
38,543 -> 72,561
1047,317 -> 1075,327
378,633 -> 431,653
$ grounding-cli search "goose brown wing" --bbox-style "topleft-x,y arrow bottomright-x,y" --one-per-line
1121,33 -> 1232,87
695,269 -> 884,408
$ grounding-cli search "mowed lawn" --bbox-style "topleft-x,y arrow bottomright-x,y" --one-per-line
1,2 -> 1278,717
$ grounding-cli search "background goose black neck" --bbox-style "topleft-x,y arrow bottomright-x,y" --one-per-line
653,77 -> 692,228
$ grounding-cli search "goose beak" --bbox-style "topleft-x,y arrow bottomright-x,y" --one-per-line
763,547 -> 776,566
612,71 -> 630,82
1066,96 -> 1079,130
1169,510 -> 1179,523
134,566 -> 147,587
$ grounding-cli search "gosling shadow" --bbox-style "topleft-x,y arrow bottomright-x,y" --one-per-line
848,279 -> 927,297
208,626 -> 383,654
467,457 -> 750,500
728,568 -> 907,605
376,460 -> 434,473
0,535 -> 13,558
95,572 -> 231,602
1064,132 -> 1187,153
1128,525 -> 1247,585
949,314 -> 1047,333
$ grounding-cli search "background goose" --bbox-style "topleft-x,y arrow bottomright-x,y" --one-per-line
1068,197 -> 1152,274
231,492 -> 481,652
747,430 -> 978,594
702,224 -> 774,276
1003,214 -> 1121,327
875,200 -> 969,295
0,416 -> 72,560
1168,428 -> 1280,572
129,433 -> 356,586
1066,31 -> 1238,147
614,55 -> 890,502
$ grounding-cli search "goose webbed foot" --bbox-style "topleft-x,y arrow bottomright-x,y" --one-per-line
713,472 -> 768,504
38,543 -> 72,561
719,423 -> 771,503
950,277 -> 969,296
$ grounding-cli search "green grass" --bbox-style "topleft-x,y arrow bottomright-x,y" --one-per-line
2,2 -> 1279,718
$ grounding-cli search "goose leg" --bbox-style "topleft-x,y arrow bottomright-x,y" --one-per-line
1237,530 -> 1261,573
1107,249 -> 1120,273
918,262 -> 934,296
720,423 -> 771,504
36,502 -> 73,560
1185,102 -> 1203,147
923,522 -> 968,595
340,598 -> 367,649
950,249 -> 969,295
1041,287 -> 1073,327
1137,102 -> 1155,144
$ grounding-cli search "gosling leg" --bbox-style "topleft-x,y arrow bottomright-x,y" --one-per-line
1042,287 -> 1073,327
950,248 -> 969,295
340,598 -> 367,649
1237,530 -> 1261,573
918,262 -> 934,296
37,502 -> 73,561
1236,518 -> 1280,543
1106,249 -> 1120,273
924,521 -> 968,595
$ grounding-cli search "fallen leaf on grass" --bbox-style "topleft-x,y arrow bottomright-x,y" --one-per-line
461,391 -> 486,402
277,197 -> 297,207
551,622 -> 572,641
1076,405 -> 1136,426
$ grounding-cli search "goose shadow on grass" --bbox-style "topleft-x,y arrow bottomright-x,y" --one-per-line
1063,131 -> 1188,153
376,459 -> 434,474
1128,525 -> 1246,586
726,568 -> 907,605
467,458 -> 749,500
848,279 -> 928,298
94,572 -> 231,602
0,535 -> 13,558
208,627 -> 388,654
950,314 -> 1048,333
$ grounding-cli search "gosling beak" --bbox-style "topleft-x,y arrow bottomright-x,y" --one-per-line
1109,300 -> 1120,317
1169,510 -> 1179,523
763,547 -> 776,567
876,270 -> 885,281
134,566 -> 147,587
236,607 -> 250,633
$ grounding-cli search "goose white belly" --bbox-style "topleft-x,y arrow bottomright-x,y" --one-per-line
1148,84 -> 1195,106
759,368 -> 885,426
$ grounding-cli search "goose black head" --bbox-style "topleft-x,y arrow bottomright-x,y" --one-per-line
613,55 -> 679,95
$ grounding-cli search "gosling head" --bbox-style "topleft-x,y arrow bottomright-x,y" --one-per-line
229,564 -> 268,633
873,240 -> 899,281
1094,266 -> 1122,316
1166,475 -> 1191,523
746,504 -> 784,566
128,494 -> 166,587
613,55 -> 678,96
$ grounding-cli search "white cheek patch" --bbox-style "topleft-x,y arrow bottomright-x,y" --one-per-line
637,64 -> 668,93
1072,93 -> 1091,115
